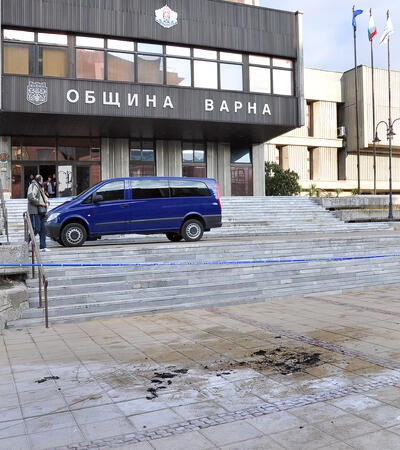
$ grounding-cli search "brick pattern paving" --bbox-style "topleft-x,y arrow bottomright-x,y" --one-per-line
207,307 -> 400,371
55,372 -> 400,449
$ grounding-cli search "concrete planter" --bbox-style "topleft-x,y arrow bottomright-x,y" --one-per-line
333,209 -> 400,222
0,281 -> 29,332
314,195 -> 400,210
0,243 -> 29,276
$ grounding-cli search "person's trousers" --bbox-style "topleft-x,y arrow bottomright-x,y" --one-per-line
29,214 -> 47,249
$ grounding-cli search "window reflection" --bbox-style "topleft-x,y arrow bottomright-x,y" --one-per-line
76,36 -> 104,48
249,55 -> 270,66
249,66 -> 271,93
166,57 -> 191,86
38,33 -> 68,46
138,54 -> 163,84
273,69 -> 293,96
108,39 -> 134,51
4,29 -> 34,42
107,52 -> 134,82
194,60 -> 218,89
194,48 -> 217,60
4,43 -> 34,75
39,47 -> 67,77
137,43 -> 163,54
273,58 -> 292,69
220,52 -> 242,63
166,45 -> 191,57
220,63 -> 243,91
76,49 -> 104,79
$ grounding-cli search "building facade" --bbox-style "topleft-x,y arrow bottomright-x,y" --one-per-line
1,0 -> 304,198
264,65 -> 400,195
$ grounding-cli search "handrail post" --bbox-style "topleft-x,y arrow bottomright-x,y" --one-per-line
38,273 -> 42,308
44,279 -> 49,328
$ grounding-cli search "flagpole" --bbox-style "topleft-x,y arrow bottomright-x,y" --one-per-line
387,10 -> 393,220
370,9 -> 377,195
353,5 -> 361,195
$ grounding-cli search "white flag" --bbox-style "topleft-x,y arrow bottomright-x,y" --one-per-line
380,15 -> 394,45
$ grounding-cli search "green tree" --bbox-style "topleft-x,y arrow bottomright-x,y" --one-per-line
265,161 -> 301,196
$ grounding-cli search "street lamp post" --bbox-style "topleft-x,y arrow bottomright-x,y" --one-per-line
373,117 -> 400,221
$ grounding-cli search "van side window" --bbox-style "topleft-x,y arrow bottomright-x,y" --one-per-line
96,181 -> 125,202
131,179 -> 170,199
169,180 -> 211,197
81,194 -> 93,204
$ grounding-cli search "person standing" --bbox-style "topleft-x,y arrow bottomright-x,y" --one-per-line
45,175 -> 55,198
27,174 -> 50,252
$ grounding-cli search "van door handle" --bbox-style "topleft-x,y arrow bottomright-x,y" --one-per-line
119,204 -> 129,208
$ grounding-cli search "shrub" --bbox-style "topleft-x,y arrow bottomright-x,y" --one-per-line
335,188 -> 343,198
265,162 -> 301,196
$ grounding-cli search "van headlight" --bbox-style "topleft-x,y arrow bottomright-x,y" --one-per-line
47,213 -> 60,222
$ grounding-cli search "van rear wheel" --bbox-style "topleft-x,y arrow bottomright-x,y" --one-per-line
181,219 -> 204,242
166,232 -> 183,242
61,223 -> 87,247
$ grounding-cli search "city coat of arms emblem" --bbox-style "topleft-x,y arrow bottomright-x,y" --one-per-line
26,81 -> 48,106
155,5 -> 178,29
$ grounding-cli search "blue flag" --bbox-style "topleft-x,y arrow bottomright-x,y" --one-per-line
352,9 -> 363,31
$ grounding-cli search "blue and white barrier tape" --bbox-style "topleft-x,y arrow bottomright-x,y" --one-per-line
3,253 -> 400,268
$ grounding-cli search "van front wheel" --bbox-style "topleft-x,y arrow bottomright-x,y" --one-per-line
181,219 -> 204,242
61,223 -> 87,247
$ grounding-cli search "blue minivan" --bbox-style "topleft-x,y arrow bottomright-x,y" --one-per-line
46,177 -> 222,247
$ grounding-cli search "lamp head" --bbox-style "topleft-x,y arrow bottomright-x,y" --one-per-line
373,133 -> 381,143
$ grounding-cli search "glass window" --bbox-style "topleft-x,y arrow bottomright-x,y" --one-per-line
194,48 -> 217,60
166,45 -> 191,57
137,54 -> 163,84
249,55 -> 270,66
131,179 -> 169,199
182,144 -> 205,163
220,63 -> 243,91
273,58 -> 293,69
76,49 -> 104,79
137,43 -> 163,54
182,166 -> 207,178
194,60 -> 218,89
273,69 -> 293,96
130,164 -> 156,177
38,33 -> 68,45
231,166 -> 253,196
170,180 -> 211,197
166,57 -> 191,86
96,181 -> 125,202
4,43 -> 34,75
220,52 -> 242,63
58,138 -> 101,161
129,142 -> 155,162
249,66 -> 271,93
39,47 -> 67,77
108,39 -> 134,51
107,52 -> 135,82
76,36 -> 104,48
4,29 -> 34,42
231,148 -> 251,164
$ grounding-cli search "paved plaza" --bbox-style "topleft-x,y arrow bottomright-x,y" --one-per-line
3,286 -> 400,449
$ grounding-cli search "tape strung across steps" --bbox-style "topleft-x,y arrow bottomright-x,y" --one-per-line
3,253 -> 400,268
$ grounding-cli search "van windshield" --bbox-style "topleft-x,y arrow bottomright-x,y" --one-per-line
75,181 -> 103,201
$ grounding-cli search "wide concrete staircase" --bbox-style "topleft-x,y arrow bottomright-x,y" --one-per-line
1,196 -> 392,244
7,232 -> 400,327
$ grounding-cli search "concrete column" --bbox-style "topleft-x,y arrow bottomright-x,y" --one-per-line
101,138 -> 129,179
313,101 -> 337,139
217,143 -> 231,196
156,140 -> 166,176
252,144 -> 265,196
264,143 -> 278,163
281,146 -> 290,170
0,137 -> 11,197
167,141 -> 182,177
312,147 -> 337,181
206,142 -> 218,180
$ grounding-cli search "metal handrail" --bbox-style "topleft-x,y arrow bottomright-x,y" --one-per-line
0,178 -> 9,244
23,211 -> 49,328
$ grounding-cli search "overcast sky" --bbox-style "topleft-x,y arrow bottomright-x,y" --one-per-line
259,0 -> 400,72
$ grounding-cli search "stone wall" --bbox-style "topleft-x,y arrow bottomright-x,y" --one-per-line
0,281 -> 28,332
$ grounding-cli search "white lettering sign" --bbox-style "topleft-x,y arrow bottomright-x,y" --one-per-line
63,89 -> 273,118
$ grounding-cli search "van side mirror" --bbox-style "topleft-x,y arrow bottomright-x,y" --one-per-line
93,194 -> 103,203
